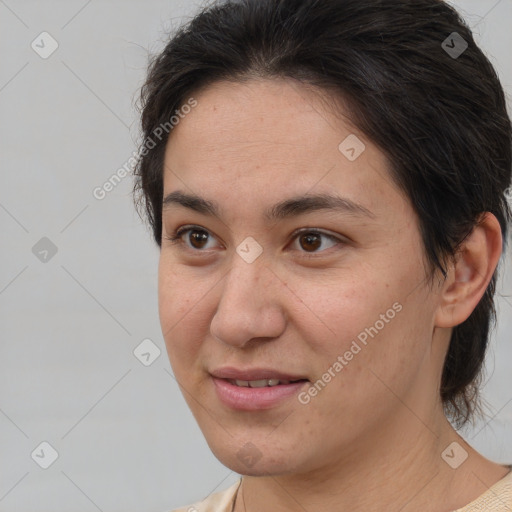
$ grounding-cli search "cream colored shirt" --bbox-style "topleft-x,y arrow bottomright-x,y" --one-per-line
172,468 -> 512,512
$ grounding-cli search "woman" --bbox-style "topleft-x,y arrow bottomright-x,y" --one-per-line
133,0 -> 512,510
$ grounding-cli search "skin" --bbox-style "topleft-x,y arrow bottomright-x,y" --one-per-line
158,78 -> 508,511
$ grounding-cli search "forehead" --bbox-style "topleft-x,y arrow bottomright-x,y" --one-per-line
167,78 -> 357,159
162,78 -> 401,221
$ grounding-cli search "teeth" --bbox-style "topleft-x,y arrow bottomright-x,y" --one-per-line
248,379 -> 269,388
233,379 -> 292,387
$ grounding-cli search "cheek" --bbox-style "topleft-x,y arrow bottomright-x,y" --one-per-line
294,264 -> 430,399
158,259 -> 208,372
291,269 -> 395,356
313,289 -> 433,425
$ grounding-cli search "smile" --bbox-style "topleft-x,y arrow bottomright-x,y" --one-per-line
212,377 -> 309,410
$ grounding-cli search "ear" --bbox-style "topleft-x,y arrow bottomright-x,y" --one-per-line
434,213 -> 503,328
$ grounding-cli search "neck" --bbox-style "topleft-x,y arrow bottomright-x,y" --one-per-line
235,406 -> 508,512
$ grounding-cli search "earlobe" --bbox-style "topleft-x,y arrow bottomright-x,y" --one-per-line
434,213 -> 502,329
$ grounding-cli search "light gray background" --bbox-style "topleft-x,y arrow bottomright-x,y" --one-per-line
0,1 -> 511,511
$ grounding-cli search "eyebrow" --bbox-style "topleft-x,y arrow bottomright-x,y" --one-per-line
162,190 -> 375,222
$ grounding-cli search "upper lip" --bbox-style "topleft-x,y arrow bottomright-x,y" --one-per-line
210,367 -> 308,381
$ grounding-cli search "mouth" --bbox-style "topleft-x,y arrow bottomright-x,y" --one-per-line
210,366 -> 308,382
210,367 -> 310,410
228,378 -> 308,387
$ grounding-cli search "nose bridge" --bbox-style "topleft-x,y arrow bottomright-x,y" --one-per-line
210,253 -> 286,347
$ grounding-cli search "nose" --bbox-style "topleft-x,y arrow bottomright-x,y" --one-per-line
209,256 -> 287,348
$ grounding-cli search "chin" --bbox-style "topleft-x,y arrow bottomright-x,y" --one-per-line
219,455 -> 297,477
206,437 -> 304,477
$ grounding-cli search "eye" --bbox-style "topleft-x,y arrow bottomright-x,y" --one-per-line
164,225 -> 345,256
164,225 -> 219,251
289,228 -> 343,257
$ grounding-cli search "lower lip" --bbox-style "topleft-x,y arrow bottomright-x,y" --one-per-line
212,377 -> 308,411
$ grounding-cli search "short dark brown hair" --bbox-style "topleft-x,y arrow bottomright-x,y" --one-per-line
133,0 -> 512,428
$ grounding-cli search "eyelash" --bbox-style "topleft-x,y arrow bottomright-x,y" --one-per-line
163,225 -> 345,258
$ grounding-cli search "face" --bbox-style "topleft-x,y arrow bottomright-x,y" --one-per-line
158,78 -> 444,477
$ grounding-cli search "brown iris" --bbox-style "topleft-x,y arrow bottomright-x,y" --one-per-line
299,232 -> 322,252
188,229 -> 209,249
